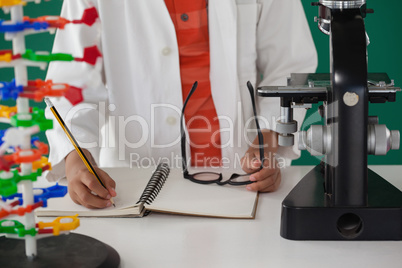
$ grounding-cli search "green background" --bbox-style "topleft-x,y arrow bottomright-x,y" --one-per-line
0,1 -> 401,165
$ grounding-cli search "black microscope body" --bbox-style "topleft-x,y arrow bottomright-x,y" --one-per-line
258,0 -> 402,240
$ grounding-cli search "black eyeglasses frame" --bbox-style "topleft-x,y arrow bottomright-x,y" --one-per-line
180,81 -> 264,186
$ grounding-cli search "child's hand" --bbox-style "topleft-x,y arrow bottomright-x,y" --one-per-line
65,150 -> 116,209
240,130 -> 281,192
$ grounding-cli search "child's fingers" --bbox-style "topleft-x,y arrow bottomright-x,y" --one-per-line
247,169 -> 281,192
97,168 -> 117,197
80,171 -> 111,200
68,177 -> 112,208
241,152 -> 262,174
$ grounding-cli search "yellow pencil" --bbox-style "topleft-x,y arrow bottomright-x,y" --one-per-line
44,98 -> 115,207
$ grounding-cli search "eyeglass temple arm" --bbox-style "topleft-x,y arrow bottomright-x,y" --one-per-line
180,81 -> 198,173
247,81 -> 265,168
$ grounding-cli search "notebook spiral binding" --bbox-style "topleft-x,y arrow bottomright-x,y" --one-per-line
137,163 -> 170,206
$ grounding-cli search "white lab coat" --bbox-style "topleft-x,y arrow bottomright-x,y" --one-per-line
45,0 -> 317,181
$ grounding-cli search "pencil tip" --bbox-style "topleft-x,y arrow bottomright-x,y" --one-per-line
110,197 -> 115,207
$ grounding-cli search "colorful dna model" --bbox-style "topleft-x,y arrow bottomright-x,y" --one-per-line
0,0 -> 101,260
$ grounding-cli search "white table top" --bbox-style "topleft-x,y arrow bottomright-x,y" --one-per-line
46,166 -> 402,268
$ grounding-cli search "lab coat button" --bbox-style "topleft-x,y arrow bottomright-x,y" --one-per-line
181,14 -> 189,22
162,47 -> 171,56
166,116 -> 177,125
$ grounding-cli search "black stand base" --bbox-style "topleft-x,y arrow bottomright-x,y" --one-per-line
281,165 -> 402,240
0,233 -> 120,267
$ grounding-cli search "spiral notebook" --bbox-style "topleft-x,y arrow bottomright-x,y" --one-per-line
36,164 -> 259,219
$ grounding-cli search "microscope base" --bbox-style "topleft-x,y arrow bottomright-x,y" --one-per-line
281,165 -> 402,240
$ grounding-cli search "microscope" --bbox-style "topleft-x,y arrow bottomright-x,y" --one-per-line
258,0 -> 402,240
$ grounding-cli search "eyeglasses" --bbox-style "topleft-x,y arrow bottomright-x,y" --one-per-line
180,81 -> 264,186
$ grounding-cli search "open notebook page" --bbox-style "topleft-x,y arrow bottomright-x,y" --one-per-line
36,167 -> 258,219
36,167 -> 152,217
147,168 -> 258,218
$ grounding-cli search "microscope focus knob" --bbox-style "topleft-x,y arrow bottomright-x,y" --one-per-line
298,125 -> 331,156
276,119 -> 298,147
367,125 -> 400,155
276,120 -> 298,134
391,130 -> 400,150
278,134 -> 295,147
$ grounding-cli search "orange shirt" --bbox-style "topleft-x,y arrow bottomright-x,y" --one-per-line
164,0 -> 222,167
